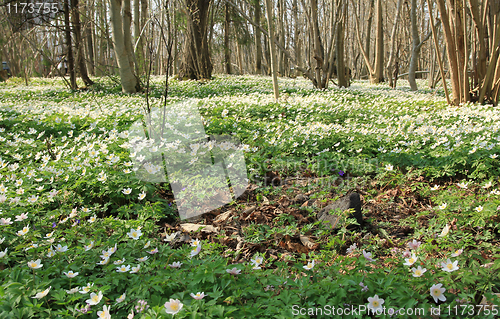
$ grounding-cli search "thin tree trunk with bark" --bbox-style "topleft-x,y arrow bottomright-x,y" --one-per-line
85,0 -> 95,75
409,0 -> 421,91
224,2 -> 232,74
336,0 -> 348,87
372,0 -> 384,83
64,0 -> 77,89
292,0 -> 301,76
363,0 -> 375,77
427,0 -> 452,104
386,0 -> 403,88
254,0 -> 262,74
310,0 -> 325,88
264,0 -> 279,100
436,0 -> 461,105
133,0 -> 141,74
71,0 -> 94,86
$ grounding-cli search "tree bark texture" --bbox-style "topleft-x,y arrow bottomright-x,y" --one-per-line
179,0 -> 213,80
71,0 -> 94,86
254,0 -> 262,74
224,1 -> 232,74
110,0 -> 141,93
64,0 -> 77,89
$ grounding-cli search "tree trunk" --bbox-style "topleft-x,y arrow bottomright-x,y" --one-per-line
264,0 -> 279,100
292,0 -> 301,77
139,0 -> 147,73
224,2 -> 232,74
310,0 -> 325,88
133,0 -> 141,74
409,0 -> 420,91
110,0 -> 141,93
336,0 -> 348,87
277,0 -> 286,76
254,0 -> 262,74
85,0 -> 95,76
64,0 -> 77,89
427,0 -> 452,104
363,0 -> 375,77
179,0 -> 213,80
386,0 -> 403,89
371,0 -> 384,84
71,0 -> 94,86
436,0 -> 461,104
86,20 -> 95,76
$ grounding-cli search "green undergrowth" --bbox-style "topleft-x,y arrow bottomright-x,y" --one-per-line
0,75 -> 498,318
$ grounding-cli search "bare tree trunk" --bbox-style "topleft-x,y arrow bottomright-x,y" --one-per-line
372,0 -> 384,83
179,0 -> 213,80
264,0 -> 279,100
386,0 -> 403,88
409,0 -> 420,91
292,0 -> 301,76
224,2 -> 232,74
363,0 -> 375,77
133,0 -> 141,74
436,0 -> 461,105
336,0 -> 348,87
133,0 -> 140,44
254,0 -> 262,74
64,0 -> 77,89
310,0 -> 325,88
427,0 -> 452,104
428,42 -> 436,88
110,0 -> 141,93
85,0 -> 95,75
139,0 -> 147,72
71,0 -> 94,86
277,0 -> 286,76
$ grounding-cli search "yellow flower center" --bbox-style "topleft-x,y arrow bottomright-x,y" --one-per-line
447,264 -> 453,270
31,263 -> 37,268
409,258 -> 415,263
433,289 -> 440,295
132,232 -> 137,237
373,301 -> 379,307
415,270 -> 421,276
171,303 -> 179,311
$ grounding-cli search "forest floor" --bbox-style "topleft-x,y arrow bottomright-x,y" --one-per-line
0,75 -> 498,318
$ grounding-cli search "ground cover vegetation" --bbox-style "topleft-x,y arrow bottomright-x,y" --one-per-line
0,75 -> 499,318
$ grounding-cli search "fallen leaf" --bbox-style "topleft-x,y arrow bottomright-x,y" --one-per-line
214,210 -> 233,224
300,235 -> 319,250
180,223 -> 218,233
